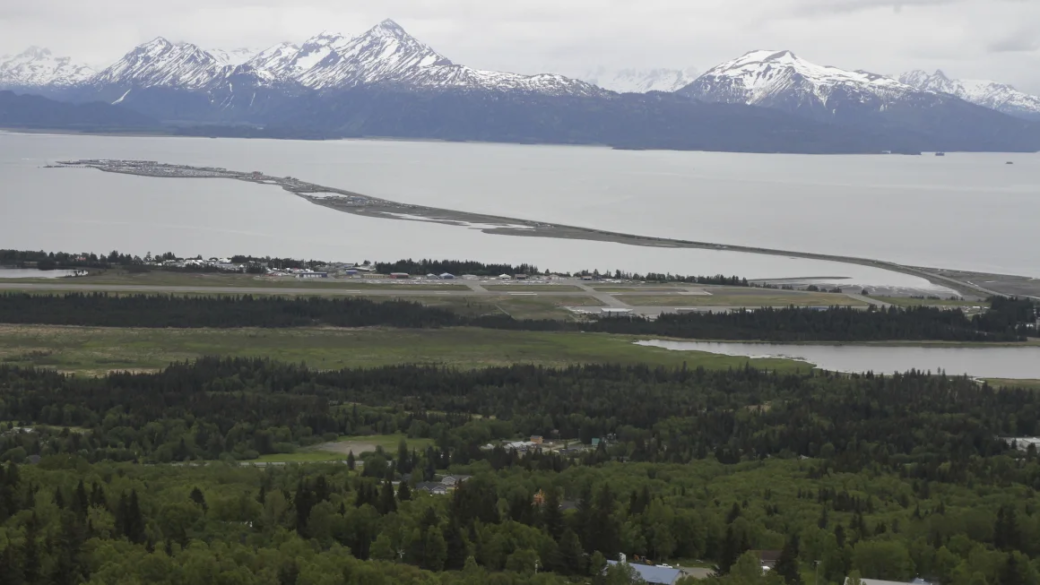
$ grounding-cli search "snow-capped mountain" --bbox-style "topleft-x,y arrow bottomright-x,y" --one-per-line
579,66 -> 699,93
678,49 -> 1040,153
239,34 -> 347,86
78,20 -> 601,99
0,47 -> 95,89
677,50 -> 925,118
210,47 -> 259,67
292,19 -> 604,96
899,70 -> 1040,121
91,38 -> 229,91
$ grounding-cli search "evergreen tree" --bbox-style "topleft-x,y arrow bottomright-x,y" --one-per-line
1000,553 -> 1023,585
443,520 -> 469,571
0,543 -> 24,585
560,529 -> 587,575
397,481 -> 412,502
189,487 -> 207,511
589,484 -> 620,558
718,525 -> 740,575
424,528 -> 447,571
73,480 -> 89,520
775,535 -> 803,585
380,481 -> 398,515
543,488 -> 565,542
23,514 -> 39,585
125,490 -> 146,544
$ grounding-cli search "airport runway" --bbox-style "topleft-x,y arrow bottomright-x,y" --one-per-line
0,281 -> 891,314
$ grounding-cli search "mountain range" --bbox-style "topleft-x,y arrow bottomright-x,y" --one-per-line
899,70 -> 1040,121
2,20 -> 1040,153
575,66 -> 700,93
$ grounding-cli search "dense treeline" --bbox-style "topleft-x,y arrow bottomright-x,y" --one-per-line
0,293 -> 461,329
0,250 -> 162,270
0,358 -> 1035,476
2,359 -> 1040,584
2,292 -> 1032,342
577,304 -> 1034,342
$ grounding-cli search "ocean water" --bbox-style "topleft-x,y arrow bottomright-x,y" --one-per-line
3,132 -> 1036,286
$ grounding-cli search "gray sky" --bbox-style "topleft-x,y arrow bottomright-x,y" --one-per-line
2,0 -> 1040,93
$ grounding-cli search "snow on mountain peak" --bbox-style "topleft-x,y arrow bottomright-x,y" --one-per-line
293,19 -> 600,96
0,46 -> 95,88
578,66 -> 700,93
26,18 -> 603,98
298,18 -> 458,89
375,19 -> 408,36
92,37 -> 227,90
680,49 -> 913,109
899,69 -> 1040,120
210,47 -> 259,67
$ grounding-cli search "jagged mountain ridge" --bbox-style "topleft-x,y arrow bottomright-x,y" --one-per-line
90,38 -> 229,91
677,50 -> 926,118
900,70 -> 1040,121
66,19 -> 602,99
210,47 -> 259,67
0,47 -> 95,89
578,66 -> 699,93
289,20 -> 604,95
677,49 -> 1040,152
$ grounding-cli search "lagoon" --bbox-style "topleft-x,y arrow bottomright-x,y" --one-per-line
636,339 -> 1040,379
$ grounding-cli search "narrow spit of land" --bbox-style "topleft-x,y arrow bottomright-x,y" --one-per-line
55,159 -> 1035,299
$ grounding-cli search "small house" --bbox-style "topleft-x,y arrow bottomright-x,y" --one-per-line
846,579 -> 926,585
441,475 -> 472,487
757,550 -> 782,570
606,561 -> 681,585
415,482 -> 449,495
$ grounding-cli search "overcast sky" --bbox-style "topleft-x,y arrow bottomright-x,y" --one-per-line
2,0 -> 1040,92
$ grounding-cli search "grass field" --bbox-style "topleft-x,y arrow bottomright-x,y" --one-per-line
874,296 -> 987,308
0,324 -> 807,374
390,295 -> 603,320
255,451 -> 349,463
254,433 -> 436,463
615,293 -> 865,307
594,287 -> 686,293
985,379 -> 1040,390
483,285 -> 583,292
323,433 -> 436,454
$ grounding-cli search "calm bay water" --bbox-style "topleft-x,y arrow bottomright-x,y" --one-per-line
636,340 -> 1040,379
2,132 -> 1037,286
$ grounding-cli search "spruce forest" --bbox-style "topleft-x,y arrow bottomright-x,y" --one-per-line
0,262 -> 1038,585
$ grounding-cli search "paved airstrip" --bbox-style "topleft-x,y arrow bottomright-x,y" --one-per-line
0,276 -> 890,317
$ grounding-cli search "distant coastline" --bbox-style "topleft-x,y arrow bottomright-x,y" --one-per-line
55,159 -> 1039,300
